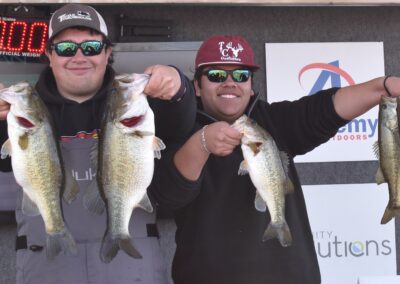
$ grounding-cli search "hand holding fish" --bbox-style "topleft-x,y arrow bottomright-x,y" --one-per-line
0,99 -> 9,120
334,75 -> 400,121
382,75 -> 400,98
0,83 -> 9,120
172,121 -> 242,181
201,121 -> 242,156
143,64 -> 181,100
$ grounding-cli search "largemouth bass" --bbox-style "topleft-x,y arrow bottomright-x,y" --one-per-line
232,115 -> 294,247
0,82 -> 78,259
84,73 -> 165,263
375,96 -> 400,224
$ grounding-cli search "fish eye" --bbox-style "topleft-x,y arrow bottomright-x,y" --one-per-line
382,104 -> 387,109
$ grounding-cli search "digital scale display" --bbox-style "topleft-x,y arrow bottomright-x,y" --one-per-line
0,17 -> 48,62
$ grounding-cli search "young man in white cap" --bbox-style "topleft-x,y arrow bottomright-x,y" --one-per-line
150,34 -> 400,283
0,3 -> 195,284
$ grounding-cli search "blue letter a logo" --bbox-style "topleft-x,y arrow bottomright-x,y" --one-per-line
308,61 -> 341,95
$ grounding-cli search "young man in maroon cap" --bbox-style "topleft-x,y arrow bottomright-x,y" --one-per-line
0,3 -> 195,284
150,34 -> 400,283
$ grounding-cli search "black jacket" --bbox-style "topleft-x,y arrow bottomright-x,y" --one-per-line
150,88 -> 348,284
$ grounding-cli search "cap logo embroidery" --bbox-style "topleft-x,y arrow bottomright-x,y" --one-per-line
58,11 -> 92,23
218,41 -> 243,62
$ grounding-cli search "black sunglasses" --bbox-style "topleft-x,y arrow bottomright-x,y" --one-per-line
202,69 -> 252,83
50,40 -> 105,57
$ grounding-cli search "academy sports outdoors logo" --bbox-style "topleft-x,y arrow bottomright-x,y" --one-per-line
58,11 -> 92,23
218,41 -> 243,63
298,60 -> 355,96
298,60 -> 377,142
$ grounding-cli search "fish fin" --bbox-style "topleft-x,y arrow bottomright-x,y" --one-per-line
46,228 -> 78,259
254,191 -> 267,212
133,131 -> 153,138
82,180 -> 105,215
100,233 -> 119,263
375,167 -> 386,185
153,136 -> 166,159
62,170 -> 79,204
248,142 -> 262,155
279,151 -> 290,172
262,221 -> 292,247
380,205 -> 400,224
0,139 -> 12,159
278,151 -> 294,194
100,234 -> 142,263
373,141 -> 380,159
238,160 -> 249,175
119,238 -> 142,259
138,193 -> 154,213
18,133 -> 29,150
285,178 -> 295,195
89,140 -> 98,170
22,192 -> 40,216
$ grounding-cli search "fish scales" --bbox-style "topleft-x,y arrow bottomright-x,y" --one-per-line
84,73 -> 165,263
18,121 -> 64,234
375,96 -> 400,224
246,138 -> 286,224
102,119 -> 154,235
232,114 -> 294,247
0,82 -> 78,259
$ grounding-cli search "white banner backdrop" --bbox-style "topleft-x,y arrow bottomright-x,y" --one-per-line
303,184 -> 397,284
265,42 -> 384,163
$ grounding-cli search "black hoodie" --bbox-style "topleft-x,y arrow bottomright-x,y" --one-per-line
35,66 -> 114,138
150,87 -> 349,284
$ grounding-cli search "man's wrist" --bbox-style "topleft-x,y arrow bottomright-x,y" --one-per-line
168,65 -> 186,102
170,83 -> 186,102
383,75 -> 393,97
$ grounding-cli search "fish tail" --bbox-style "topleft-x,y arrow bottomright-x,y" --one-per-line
262,221 -> 292,247
100,233 -> 142,263
46,228 -> 78,259
120,238 -> 142,258
82,180 -> 105,215
381,204 -> 400,224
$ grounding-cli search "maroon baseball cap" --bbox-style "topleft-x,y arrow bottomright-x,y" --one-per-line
195,35 -> 259,70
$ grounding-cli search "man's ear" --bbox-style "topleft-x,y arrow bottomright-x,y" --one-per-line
194,80 -> 201,97
45,50 -> 52,67
105,46 -> 113,59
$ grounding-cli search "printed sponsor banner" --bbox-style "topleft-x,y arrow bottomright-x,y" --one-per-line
265,42 -> 384,163
303,184 -> 396,284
